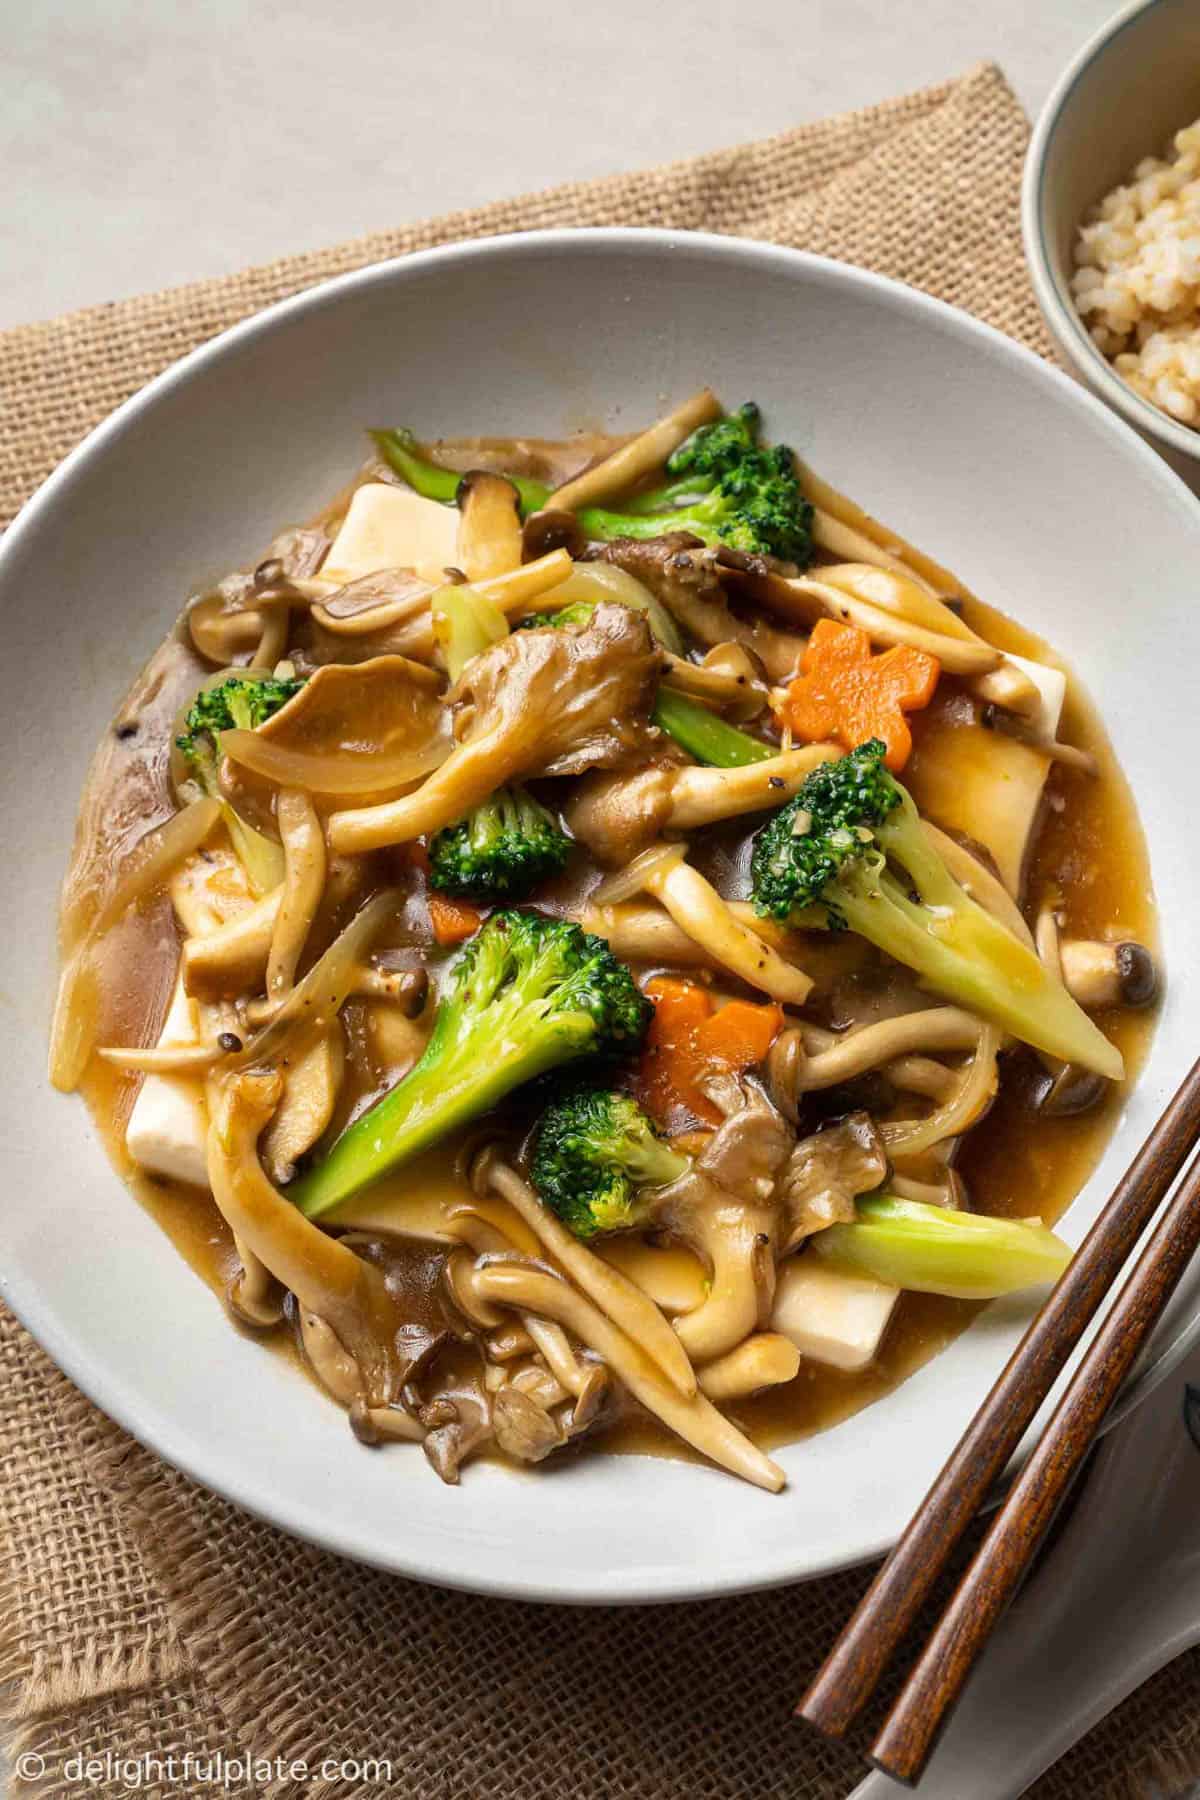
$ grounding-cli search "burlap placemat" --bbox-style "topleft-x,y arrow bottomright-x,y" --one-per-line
4,60 -> 1198,1800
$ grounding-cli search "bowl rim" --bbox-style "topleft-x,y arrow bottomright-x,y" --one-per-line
7,224 -> 1200,1601
1021,0 -> 1200,463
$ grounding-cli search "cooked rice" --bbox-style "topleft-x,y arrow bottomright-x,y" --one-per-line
1071,120 -> 1200,425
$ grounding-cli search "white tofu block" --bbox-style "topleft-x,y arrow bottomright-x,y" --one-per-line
772,1256 -> 900,1372
125,978 -> 210,1187
907,652 -> 1067,897
1007,653 -> 1066,742
323,483 -> 459,586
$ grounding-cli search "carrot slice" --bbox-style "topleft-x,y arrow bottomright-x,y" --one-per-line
694,999 -> 784,1070
428,893 -> 485,946
640,979 -> 783,1127
775,617 -> 939,772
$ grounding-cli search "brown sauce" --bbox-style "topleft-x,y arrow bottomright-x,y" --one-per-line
67,483 -> 1158,1473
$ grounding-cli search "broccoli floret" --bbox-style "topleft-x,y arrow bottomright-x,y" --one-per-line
580,403 -> 813,565
428,786 -> 572,902
175,673 -> 305,895
373,404 -> 814,567
175,672 -> 305,780
290,912 -> 652,1218
749,741 -> 1124,1078
530,1087 -> 689,1238
514,602 -> 597,631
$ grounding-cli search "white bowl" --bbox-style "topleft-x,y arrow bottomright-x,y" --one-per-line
1023,0 -> 1200,481
2,230 -> 1198,1603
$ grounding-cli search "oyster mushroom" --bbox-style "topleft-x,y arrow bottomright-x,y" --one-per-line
779,1112 -> 889,1250
328,603 -> 662,853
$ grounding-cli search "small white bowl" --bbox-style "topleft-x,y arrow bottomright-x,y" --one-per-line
1023,0 -> 1200,482
3,230 -> 1200,1602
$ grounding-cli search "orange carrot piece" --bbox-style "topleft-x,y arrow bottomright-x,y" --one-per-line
694,999 -> 784,1069
640,978 -> 717,1124
640,980 -> 784,1127
775,617 -> 939,772
428,893 -> 485,946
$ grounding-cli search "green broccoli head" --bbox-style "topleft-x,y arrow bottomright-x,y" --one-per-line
291,912 -> 652,1218
530,1087 -> 690,1239
749,739 -> 1125,1079
427,786 -> 572,902
750,739 -> 899,929
576,401 -> 813,565
665,401 -> 765,480
513,602 -> 598,631
176,672 -> 305,782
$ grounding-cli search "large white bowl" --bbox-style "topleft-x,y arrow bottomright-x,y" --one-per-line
2,230 -> 1197,1603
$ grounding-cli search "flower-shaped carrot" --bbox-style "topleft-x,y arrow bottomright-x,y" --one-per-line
775,618 -> 939,771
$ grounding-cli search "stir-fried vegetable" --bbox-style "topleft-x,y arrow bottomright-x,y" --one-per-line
431,581 -> 509,681
59,384 -> 1157,1499
651,687 -> 775,766
520,599 -> 776,765
750,741 -> 1124,1079
640,977 -> 783,1125
530,1087 -> 690,1238
812,1193 -> 1073,1298
428,786 -> 572,902
290,912 -> 651,1218
175,672 -> 305,894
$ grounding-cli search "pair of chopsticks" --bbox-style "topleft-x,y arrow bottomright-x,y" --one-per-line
797,1053 -> 1200,1786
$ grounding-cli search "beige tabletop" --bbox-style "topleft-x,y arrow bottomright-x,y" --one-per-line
2,0 -> 1118,331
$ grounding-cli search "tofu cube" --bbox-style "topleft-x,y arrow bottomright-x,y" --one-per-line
323,483 -> 459,586
772,1256 -> 899,1372
125,977 -> 210,1187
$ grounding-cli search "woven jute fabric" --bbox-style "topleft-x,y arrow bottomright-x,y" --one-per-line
3,60 -> 1198,1799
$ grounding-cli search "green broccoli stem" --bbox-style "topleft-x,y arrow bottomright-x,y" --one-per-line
372,429 -> 550,515
574,502 -> 725,547
616,475 -> 716,514
292,998 -> 598,1220
853,792 -> 1124,1078
812,1193 -> 1072,1299
651,689 -> 774,766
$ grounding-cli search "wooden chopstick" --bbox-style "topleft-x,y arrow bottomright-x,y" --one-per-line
797,1053 -> 1200,1752
869,1136 -> 1200,1782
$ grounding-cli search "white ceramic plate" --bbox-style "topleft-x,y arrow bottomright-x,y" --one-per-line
2,230 -> 1197,1603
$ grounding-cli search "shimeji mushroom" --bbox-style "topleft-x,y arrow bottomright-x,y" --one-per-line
1058,937 -> 1158,1011
565,741 -> 839,866
586,842 -> 814,1006
454,1244 -> 785,1493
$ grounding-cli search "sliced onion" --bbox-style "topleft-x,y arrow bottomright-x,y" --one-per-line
220,727 -> 451,795
48,797 -> 221,1092
589,841 -> 688,908
548,563 -> 684,655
